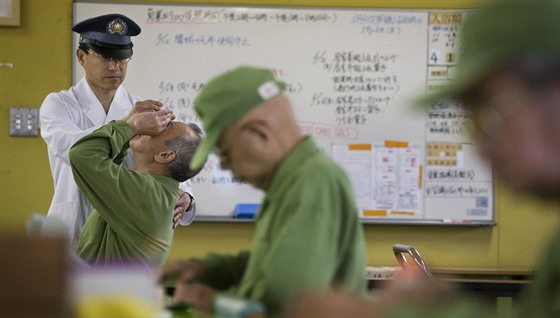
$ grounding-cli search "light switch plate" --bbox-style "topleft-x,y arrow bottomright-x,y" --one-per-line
9,107 -> 40,137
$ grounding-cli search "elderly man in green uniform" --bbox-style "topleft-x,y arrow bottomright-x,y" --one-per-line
288,1 -> 560,318
158,66 -> 367,317
69,108 -> 203,267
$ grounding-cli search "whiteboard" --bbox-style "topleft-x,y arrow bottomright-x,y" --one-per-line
74,2 -> 494,225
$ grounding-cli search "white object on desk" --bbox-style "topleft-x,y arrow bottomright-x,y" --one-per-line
365,266 -> 402,280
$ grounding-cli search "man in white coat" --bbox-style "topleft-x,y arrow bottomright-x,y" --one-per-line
40,14 -> 196,247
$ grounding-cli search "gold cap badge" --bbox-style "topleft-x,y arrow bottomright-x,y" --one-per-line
106,18 -> 128,35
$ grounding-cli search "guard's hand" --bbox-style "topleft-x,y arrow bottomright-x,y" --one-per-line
129,99 -> 163,116
173,192 -> 192,229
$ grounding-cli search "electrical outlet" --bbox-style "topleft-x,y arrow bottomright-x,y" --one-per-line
9,107 -> 40,137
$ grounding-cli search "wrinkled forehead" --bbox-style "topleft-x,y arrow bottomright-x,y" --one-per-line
165,121 -> 182,135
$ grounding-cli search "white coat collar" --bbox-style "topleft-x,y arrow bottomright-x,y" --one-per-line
76,77 -> 130,125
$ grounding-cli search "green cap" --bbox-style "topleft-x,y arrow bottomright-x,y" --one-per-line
419,0 -> 560,105
189,66 -> 287,170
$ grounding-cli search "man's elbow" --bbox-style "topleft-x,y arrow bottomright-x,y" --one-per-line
68,145 -> 78,163
68,144 -> 84,167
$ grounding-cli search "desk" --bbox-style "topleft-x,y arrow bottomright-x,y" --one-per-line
367,267 -> 533,316
429,268 -> 533,299
367,267 -> 532,296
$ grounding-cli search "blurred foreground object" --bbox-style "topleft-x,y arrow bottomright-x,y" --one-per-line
72,264 -> 166,317
0,234 -> 70,318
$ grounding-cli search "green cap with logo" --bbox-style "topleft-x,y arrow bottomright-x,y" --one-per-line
419,0 -> 560,105
189,66 -> 287,170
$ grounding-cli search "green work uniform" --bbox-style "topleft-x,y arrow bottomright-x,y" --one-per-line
70,120 -> 179,267
198,137 -> 367,317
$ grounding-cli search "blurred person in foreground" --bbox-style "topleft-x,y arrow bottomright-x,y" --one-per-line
40,14 -> 196,248
288,0 -> 560,317
158,66 -> 367,317
69,110 -> 203,267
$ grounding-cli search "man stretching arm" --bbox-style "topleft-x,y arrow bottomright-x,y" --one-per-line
69,109 -> 203,267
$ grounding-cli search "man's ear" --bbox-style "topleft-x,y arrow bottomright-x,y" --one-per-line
77,49 -> 87,67
155,150 -> 176,164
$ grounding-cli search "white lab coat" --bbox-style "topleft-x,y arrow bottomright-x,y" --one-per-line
40,78 -> 195,247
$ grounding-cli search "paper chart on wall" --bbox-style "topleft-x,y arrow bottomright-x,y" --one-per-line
333,142 -> 423,220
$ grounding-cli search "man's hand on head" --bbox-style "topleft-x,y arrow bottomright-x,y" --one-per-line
125,109 -> 175,136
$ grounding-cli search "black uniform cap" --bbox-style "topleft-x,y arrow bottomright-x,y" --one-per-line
72,14 -> 141,60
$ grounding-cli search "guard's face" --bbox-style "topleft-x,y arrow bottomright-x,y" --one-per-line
464,71 -> 560,198
78,49 -> 128,93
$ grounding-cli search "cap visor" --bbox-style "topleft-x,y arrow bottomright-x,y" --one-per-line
189,132 -> 219,170
414,81 -> 462,107
89,45 -> 132,60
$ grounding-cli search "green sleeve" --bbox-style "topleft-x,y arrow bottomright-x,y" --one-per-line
198,251 -> 251,290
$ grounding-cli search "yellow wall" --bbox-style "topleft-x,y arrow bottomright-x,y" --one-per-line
1,0 -> 558,269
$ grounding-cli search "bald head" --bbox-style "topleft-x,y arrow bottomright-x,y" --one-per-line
244,94 -> 302,142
